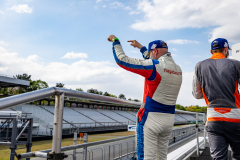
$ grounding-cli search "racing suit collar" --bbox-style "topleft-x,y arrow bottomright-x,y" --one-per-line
210,53 -> 226,59
159,52 -> 171,59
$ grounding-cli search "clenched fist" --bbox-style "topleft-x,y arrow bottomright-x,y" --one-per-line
127,40 -> 143,49
107,35 -> 117,42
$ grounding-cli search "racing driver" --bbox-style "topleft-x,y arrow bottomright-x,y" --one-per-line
107,35 -> 182,160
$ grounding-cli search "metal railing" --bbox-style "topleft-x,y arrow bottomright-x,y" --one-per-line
0,87 -> 206,159
0,87 -> 140,159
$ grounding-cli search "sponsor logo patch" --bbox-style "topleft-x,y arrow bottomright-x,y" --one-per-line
151,44 -> 157,49
164,68 -> 182,75
224,42 -> 228,48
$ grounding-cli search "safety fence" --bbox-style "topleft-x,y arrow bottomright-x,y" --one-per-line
0,87 -> 206,160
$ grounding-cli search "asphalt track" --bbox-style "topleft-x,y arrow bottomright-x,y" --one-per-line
32,133 -> 204,160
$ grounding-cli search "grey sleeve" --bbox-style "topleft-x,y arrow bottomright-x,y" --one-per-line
192,63 -> 203,99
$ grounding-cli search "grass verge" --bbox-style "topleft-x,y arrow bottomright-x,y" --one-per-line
0,131 -> 135,160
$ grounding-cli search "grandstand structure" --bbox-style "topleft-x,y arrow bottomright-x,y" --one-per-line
1,103 -> 203,136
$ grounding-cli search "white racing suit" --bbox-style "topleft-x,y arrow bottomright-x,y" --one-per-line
112,40 -> 182,160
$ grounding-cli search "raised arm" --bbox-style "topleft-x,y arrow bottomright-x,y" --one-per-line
108,35 -> 159,79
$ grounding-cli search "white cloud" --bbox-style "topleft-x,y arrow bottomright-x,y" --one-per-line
110,1 -> 131,10
102,5 -> 106,8
0,47 -> 7,53
192,55 -> 201,58
167,39 -> 199,44
131,0 -> 240,43
62,52 -> 88,59
26,55 -> 40,61
0,47 -> 143,101
110,1 -> 124,9
8,4 -> 33,13
125,6 -> 132,10
129,11 -> 140,15
0,10 -> 4,14
171,53 -> 177,57
0,41 -> 8,46
172,48 -> 177,51
177,72 -> 206,106
96,0 -> 102,3
0,47 -> 206,106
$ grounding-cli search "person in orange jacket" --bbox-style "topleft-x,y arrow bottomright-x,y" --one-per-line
193,38 -> 240,160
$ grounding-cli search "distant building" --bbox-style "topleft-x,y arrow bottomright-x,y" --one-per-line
232,43 -> 240,60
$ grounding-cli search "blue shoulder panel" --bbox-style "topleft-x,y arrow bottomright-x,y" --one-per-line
140,46 -> 149,59
147,60 -> 159,81
140,46 -> 147,54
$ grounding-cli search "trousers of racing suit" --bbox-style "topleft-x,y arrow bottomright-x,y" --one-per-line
192,53 -> 240,160
112,40 -> 182,160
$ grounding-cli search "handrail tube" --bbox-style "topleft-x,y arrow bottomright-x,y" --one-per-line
0,87 -> 56,110
196,114 -> 199,157
56,88 -> 141,107
0,87 -> 141,111
175,109 -> 205,115
18,135 -> 135,159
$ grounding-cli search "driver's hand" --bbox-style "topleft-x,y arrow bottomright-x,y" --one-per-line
127,40 -> 143,49
107,35 -> 117,42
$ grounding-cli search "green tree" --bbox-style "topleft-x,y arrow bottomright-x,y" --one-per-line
76,88 -> 84,92
103,92 -> 110,96
13,73 -> 31,81
13,73 -> 32,93
87,88 -> 99,94
175,104 -> 186,111
118,94 -> 126,100
28,80 -> 49,91
110,94 -> 117,98
56,83 -> 65,88
133,99 -> 140,102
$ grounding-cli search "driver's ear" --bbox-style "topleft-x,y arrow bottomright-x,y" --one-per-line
154,48 -> 158,55
225,47 -> 228,54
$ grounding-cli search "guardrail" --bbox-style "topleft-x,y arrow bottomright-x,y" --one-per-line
0,87 -> 206,160
0,87 -> 140,160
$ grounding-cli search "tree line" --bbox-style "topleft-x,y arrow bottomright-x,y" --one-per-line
0,73 -> 140,102
176,104 -> 207,113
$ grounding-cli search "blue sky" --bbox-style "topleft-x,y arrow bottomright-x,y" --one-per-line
0,0 -> 240,106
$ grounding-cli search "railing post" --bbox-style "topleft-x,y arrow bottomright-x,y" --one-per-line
9,118 -> 17,160
51,93 -> 65,160
26,118 -> 33,160
196,113 -> 199,157
203,113 -> 207,149
73,132 -> 77,160
83,133 -> 88,160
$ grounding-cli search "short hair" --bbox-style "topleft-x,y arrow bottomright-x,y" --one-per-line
212,44 -> 225,53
